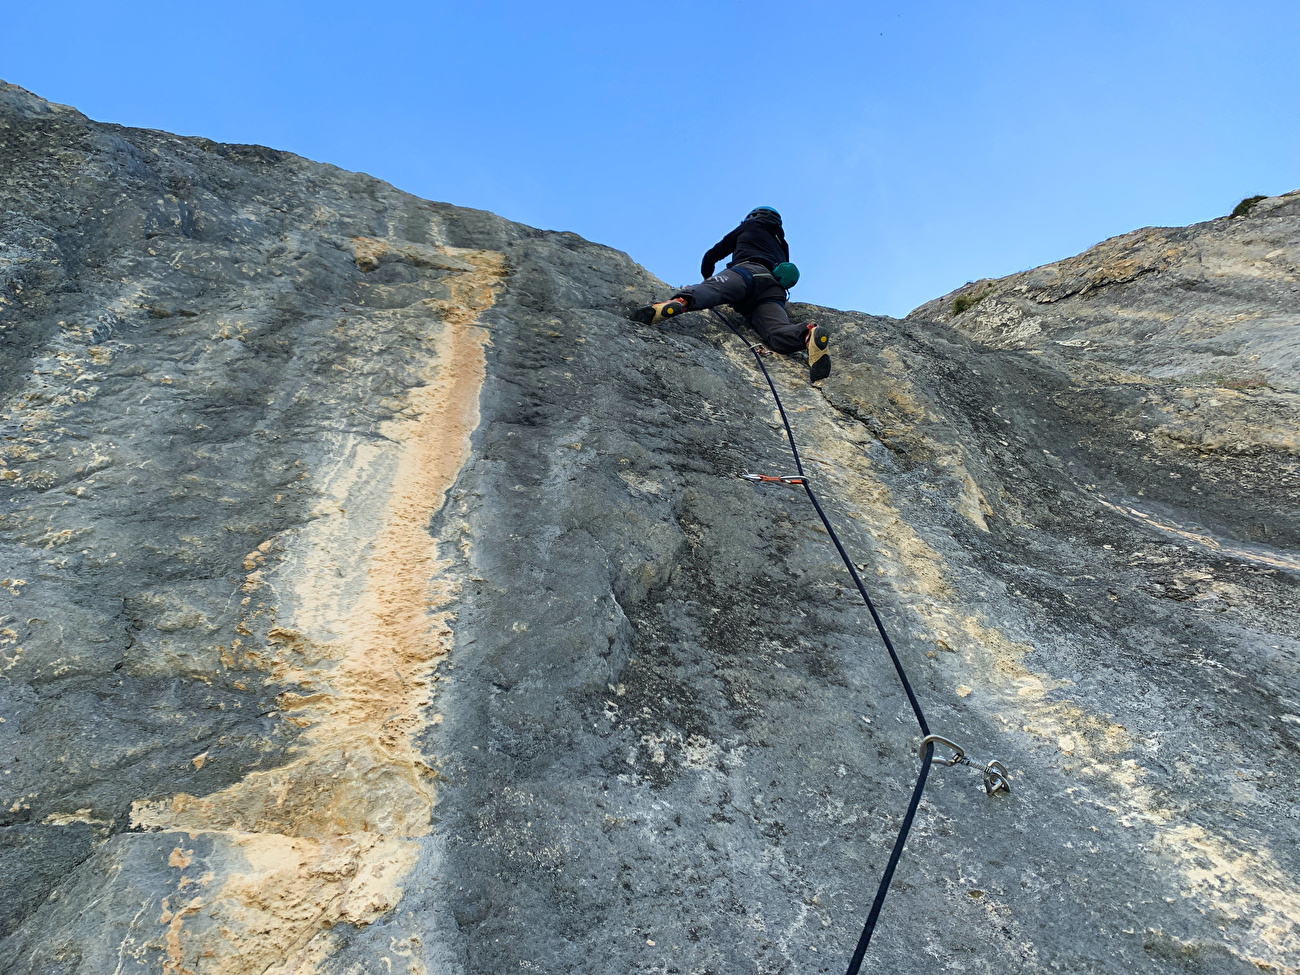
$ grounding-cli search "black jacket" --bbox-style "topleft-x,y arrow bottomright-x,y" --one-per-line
701,218 -> 789,278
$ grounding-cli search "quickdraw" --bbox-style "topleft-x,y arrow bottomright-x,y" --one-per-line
919,735 -> 1011,796
739,472 -> 806,485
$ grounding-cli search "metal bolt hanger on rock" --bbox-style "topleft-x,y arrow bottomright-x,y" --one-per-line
919,735 -> 1011,796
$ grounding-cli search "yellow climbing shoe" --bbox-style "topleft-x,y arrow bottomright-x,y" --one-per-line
630,296 -> 691,325
806,323 -> 831,382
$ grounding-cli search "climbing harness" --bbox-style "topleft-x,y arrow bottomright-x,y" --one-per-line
730,263 -> 788,315
708,308 -> 1008,973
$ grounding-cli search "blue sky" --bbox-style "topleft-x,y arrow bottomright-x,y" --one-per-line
5,1 -> 1298,316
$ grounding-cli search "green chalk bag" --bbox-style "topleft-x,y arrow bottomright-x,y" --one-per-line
772,262 -> 799,289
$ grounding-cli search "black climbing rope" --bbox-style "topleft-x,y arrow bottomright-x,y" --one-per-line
708,307 -> 937,971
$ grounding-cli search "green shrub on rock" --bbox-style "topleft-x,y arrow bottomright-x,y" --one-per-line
1231,195 -> 1266,218
952,286 -> 991,315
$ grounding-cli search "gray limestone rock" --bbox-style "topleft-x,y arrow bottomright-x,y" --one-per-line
1,80 -> 1297,974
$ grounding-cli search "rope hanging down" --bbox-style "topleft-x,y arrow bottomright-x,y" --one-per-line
707,308 -> 1007,973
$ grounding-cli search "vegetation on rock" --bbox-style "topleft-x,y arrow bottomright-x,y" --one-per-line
1232,194 -> 1267,217
952,284 -> 992,315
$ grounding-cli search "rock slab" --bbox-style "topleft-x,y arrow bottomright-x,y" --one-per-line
1,81 -> 1298,974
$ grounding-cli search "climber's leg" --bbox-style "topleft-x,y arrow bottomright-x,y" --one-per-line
747,296 -> 807,354
630,269 -> 748,325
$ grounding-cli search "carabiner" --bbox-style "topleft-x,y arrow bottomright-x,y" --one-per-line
918,734 -> 965,767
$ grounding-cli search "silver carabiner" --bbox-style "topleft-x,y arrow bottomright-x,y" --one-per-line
918,734 -> 965,767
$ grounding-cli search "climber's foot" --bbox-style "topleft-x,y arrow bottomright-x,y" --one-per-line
630,296 -> 691,326
806,323 -> 831,382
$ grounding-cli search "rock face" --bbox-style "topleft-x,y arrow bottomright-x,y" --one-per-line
1,81 -> 1298,975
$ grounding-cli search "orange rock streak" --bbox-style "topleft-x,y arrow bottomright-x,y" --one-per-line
130,244 -> 506,973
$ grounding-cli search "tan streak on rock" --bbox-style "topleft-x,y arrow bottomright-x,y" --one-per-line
744,349 -> 1300,969
817,346 -> 991,531
131,245 -> 506,972
1093,493 -> 1300,573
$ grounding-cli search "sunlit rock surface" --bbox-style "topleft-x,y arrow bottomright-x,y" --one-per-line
1,81 -> 1297,974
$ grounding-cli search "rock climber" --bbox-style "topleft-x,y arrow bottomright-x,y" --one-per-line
631,206 -> 830,381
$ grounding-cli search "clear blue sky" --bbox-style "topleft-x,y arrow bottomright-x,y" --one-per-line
5,1 -> 1298,317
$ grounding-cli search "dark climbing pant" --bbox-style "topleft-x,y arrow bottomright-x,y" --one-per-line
676,263 -> 806,354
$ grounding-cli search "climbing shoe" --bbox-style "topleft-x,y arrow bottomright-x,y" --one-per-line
630,296 -> 691,325
806,323 -> 831,382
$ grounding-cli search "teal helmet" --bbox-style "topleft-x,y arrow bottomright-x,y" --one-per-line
745,206 -> 782,226
772,262 -> 799,289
